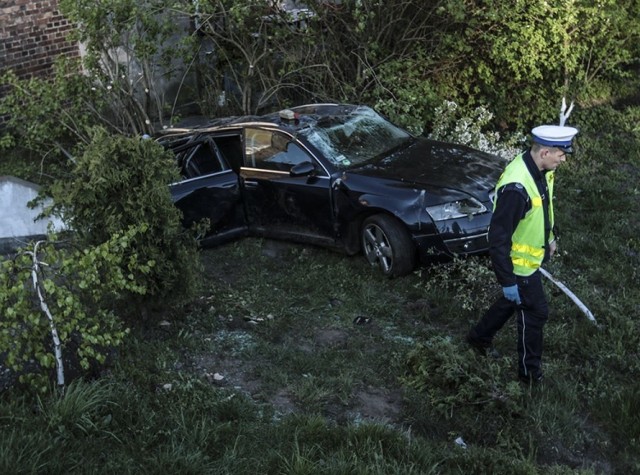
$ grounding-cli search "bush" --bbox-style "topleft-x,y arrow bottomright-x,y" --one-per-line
403,336 -> 525,419
418,255 -> 497,316
48,128 -> 202,314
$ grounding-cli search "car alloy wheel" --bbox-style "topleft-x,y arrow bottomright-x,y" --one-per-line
361,214 -> 415,277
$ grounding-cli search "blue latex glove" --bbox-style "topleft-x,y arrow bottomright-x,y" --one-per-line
502,285 -> 521,305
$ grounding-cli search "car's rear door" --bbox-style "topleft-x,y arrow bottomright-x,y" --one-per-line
240,127 -> 336,246
169,132 -> 248,245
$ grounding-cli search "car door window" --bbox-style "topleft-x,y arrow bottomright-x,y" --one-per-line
267,142 -> 314,171
245,129 -> 312,172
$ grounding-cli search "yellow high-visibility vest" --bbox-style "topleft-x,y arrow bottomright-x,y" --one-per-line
494,154 -> 555,276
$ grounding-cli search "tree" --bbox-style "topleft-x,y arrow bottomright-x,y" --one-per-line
59,0 -> 199,133
4,0 -> 639,151
0,60 -> 107,162
0,0 -> 200,165
0,227 -> 150,393
0,129 -> 202,391
194,0 -> 331,114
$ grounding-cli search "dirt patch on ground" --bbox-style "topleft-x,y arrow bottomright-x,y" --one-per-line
313,328 -> 349,347
187,323 -> 405,426
185,241 -> 408,426
350,387 -> 403,424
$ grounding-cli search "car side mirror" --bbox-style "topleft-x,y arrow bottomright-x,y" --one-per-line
289,161 -> 315,177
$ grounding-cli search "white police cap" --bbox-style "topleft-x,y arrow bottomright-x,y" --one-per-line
531,125 -> 579,153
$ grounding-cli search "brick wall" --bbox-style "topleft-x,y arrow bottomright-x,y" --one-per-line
1,0 -> 80,81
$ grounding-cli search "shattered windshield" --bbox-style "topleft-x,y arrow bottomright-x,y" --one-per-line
298,106 -> 412,168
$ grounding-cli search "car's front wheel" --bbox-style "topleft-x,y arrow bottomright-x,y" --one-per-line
361,214 -> 416,277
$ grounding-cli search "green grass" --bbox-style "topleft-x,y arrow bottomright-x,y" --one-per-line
1,103 -> 639,473
1,233 -> 632,474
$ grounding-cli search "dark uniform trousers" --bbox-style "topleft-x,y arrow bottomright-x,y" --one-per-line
472,270 -> 549,379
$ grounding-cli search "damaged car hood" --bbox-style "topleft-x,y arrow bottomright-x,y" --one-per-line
349,138 -> 506,196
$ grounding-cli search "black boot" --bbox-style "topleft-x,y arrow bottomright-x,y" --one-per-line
466,331 -> 501,359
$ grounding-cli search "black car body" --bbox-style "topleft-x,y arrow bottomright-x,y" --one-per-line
158,104 -> 506,276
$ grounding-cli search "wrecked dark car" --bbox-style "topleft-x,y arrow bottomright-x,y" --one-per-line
158,104 -> 506,277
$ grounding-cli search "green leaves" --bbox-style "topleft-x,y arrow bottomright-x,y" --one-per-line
0,62 -> 104,161
0,126 -> 202,392
338,0 -> 637,131
0,228 -> 150,392
48,128 -> 200,309
403,336 -> 525,419
434,0 -> 640,127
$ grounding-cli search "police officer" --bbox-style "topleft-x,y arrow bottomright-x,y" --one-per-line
467,124 -> 578,383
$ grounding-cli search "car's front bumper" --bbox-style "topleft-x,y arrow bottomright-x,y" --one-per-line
443,232 -> 489,254
411,207 -> 492,262
412,230 -> 489,261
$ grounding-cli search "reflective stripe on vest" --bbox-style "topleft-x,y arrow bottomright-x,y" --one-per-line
494,154 -> 554,276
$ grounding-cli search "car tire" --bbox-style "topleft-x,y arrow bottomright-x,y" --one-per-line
361,214 -> 416,277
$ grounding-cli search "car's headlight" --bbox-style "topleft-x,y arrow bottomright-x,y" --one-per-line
426,198 -> 487,221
